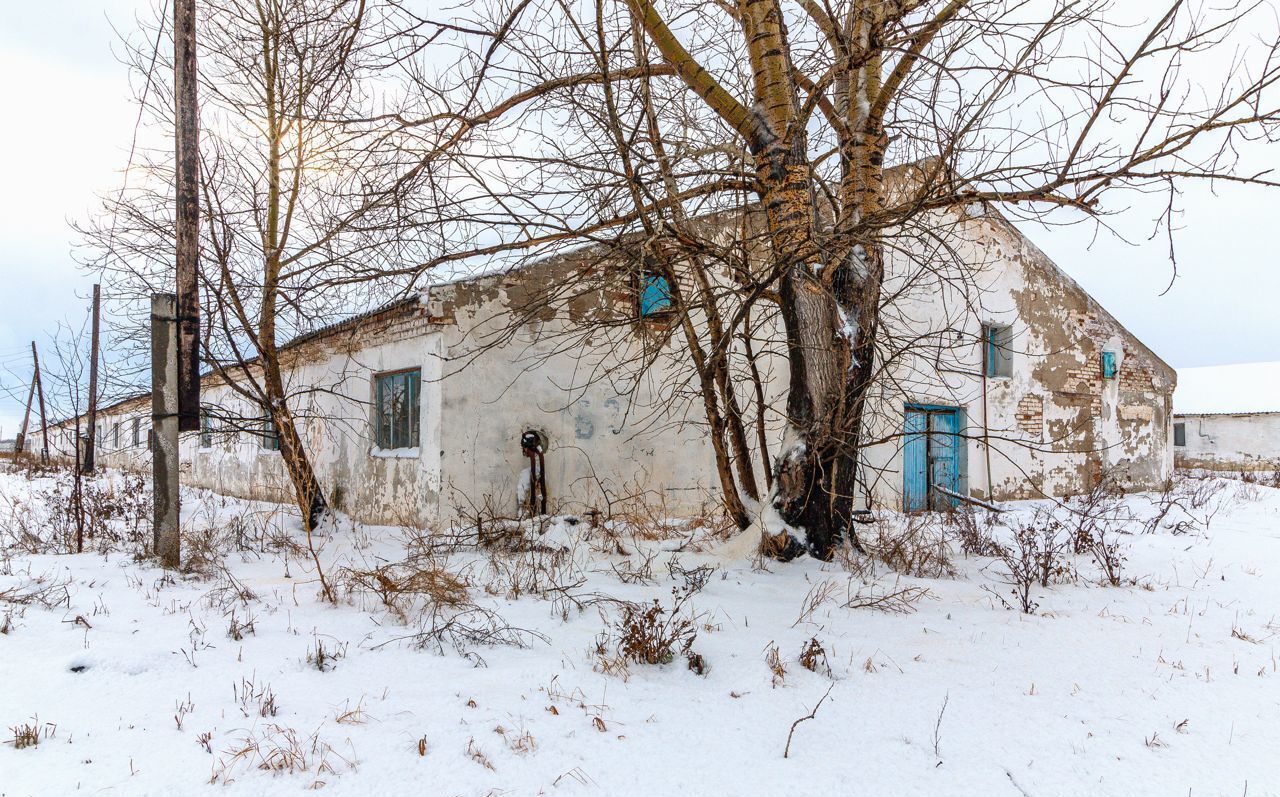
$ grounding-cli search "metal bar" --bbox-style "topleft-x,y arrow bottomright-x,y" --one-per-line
932,484 -> 1005,513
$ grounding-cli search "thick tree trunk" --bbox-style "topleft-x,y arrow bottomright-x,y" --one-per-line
755,133 -> 884,560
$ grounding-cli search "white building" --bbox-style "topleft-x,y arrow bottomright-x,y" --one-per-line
1174,362 -> 1280,472
47,200 -> 1175,526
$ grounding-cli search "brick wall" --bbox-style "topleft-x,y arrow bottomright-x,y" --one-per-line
1015,395 -> 1044,441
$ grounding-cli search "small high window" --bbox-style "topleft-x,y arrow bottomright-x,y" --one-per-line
1101,350 -> 1118,380
374,369 -> 421,450
638,271 -> 674,317
981,323 -> 1013,378
200,411 -> 214,449
1174,422 -> 1186,447
260,414 -> 280,451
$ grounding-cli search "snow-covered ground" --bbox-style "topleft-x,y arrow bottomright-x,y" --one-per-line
1,466 -> 1278,796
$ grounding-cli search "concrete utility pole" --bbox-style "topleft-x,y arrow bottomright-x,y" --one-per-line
152,294 -> 180,568
174,0 -> 201,432
32,342 -> 48,464
151,0 -> 199,568
14,373 -> 34,454
83,284 -> 101,473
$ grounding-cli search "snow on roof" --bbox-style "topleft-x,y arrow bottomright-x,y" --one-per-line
1175,361 -> 1280,415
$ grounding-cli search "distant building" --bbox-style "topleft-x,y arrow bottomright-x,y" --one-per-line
1174,362 -> 1280,472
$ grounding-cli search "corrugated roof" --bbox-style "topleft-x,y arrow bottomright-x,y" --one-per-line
1175,361 -> 1280,415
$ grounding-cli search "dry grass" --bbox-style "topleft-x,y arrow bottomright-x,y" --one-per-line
7,717 -> 51,750
334,700 -> 369,725
844,578 -> 935,615
792,579 -> 840,627
798,637 -> 830,676
211,723 -> 351,785
466,737 -> 495,771
0,570 -> 72,610
233,676 -> 279,718
306,636 -> 348,672
495,724 -> 537,755
865,515 -> 955,578
764,641 -> 786,687
339,556 -> 470,622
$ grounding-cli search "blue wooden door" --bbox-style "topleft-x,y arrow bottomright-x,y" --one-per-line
903,408 -> 930,512
903,405 -> 962,511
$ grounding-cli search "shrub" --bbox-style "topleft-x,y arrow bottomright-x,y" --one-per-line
597,584 -> 702,673
863,515 -> 954,578
992,524 -> 1042,614
947,506 -> 1002,558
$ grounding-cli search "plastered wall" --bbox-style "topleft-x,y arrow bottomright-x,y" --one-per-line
1174,413 -> 1280,472
46,205 -> 1174,524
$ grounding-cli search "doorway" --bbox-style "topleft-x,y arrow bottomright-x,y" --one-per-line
903,404 -> 963,512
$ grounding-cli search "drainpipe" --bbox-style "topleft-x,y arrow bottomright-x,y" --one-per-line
982,355 -> 994,500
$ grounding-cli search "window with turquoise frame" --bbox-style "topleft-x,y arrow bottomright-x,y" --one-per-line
981,323 -> 1013,378
638,270 -> 673,317
375,368 -> 421,449
1100,350 -> 1118,379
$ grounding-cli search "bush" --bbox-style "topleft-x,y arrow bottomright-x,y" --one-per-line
861,515 -> 954,578
992,523 -> 1042,614
596,584 -> 702,673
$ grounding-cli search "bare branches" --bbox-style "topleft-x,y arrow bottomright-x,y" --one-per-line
783,683 -> 834,758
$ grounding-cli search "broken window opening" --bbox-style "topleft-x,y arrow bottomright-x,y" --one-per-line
374,368 -> 421,450
1101,350 -> 1118,380
981,323 -> 1013,378
638,270 -> 674,318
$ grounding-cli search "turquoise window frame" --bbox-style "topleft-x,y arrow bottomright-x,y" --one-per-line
1101,351 -> 1118,379
982,323 -> 1012,378
639,271 -> 673,317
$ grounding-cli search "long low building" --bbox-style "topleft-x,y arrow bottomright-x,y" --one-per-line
44,197 -> 1176,527
1174,362 -> 1280,472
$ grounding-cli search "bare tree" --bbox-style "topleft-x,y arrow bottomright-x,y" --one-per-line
79,0 -> 448,528
390,0 -> 1280,558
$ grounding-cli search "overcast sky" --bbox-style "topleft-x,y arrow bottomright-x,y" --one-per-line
0,2 -> 1275,437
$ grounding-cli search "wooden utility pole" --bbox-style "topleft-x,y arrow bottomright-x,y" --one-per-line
32,342 -> 48,464
83,284 -> 101,473
174,0 -> 201,432
14,374 -> 34,454
152,294 -> 180,568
